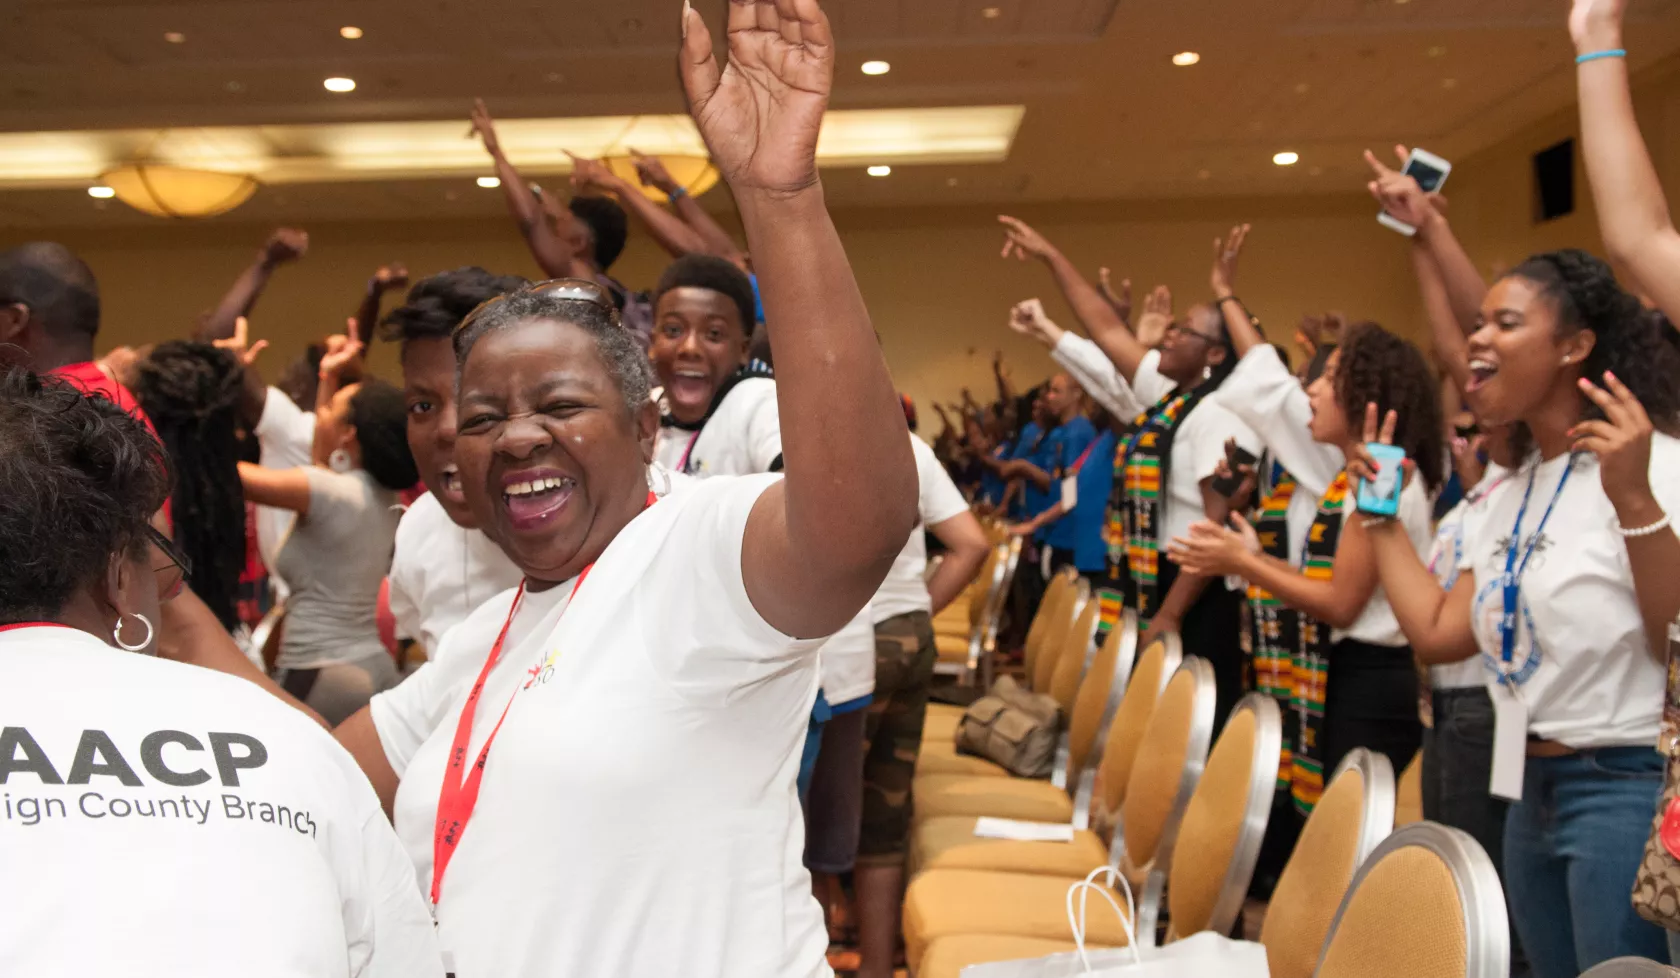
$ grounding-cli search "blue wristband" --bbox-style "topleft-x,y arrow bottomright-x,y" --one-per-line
668,186 -> 689,200
1576,48 -> 1627,65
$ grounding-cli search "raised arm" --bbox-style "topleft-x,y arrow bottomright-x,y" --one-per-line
682,0 -> 917,639
1413,237 -> 1472,392
1365,147 -> 1486,332
309,330 -> 363,466
197,228 -> 307,341
349,264 -> 408,347
632,150 -> 750,264
1210,224 -> 1262,355
470,99 -> 590,279
1572,0 -> 1680,323
999,215 -> 1150,382
568,152 -> 712,258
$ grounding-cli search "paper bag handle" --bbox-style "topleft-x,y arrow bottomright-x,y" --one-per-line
1065,866 -> 1141,973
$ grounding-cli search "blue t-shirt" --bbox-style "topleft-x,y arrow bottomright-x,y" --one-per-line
1011,423 -> 1046,521
748,272 -> 766,324
1033,416 -> 1097,542
1045,429 -> 1118,571
980,444 -> 1010,508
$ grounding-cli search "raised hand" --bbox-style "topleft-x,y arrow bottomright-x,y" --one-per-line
1572,370 -> 1655,509
1570,0 -> 1626,51
469,98 -> 502,157
680,0 -> 831,196
212,316 -> 269,368
1363,145 -> 1442,231
1345,401 -> 1403,488
1007,298 -> 1061,346
373,263 -> 409,292
1098,268 -> 1132,325
630,150 -> 681,194
261,228 -> 309,267
998,215 -> 1055,262
1211,223 -> 1251,299
1135,285 -> 1174,349
566,151 -> 620,194
317,325 -> 365,381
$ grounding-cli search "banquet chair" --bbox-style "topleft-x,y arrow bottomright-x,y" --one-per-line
1580,959 -> 1680,977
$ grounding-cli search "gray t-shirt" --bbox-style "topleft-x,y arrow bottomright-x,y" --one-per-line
274,468 -> 401,669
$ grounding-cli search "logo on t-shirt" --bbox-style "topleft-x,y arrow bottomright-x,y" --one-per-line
1472,579 -> 1544,686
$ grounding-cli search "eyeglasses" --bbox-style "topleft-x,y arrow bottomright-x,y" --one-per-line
1164,322 -> 1220,346
145,524 -> 192,601
459,278 -> 619,333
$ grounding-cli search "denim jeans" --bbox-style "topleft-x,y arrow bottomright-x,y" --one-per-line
1504,746 -> 1670,978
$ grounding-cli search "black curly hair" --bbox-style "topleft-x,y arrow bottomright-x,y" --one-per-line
133,341 -> 246,630
569,196 -> 629,271
347,378 -> 420,491
378,267 -> 529,348
653,254 -> 757,336
1329,322 -> 1445,491
1503,250 -> 1680,448
0,366 -> 170,625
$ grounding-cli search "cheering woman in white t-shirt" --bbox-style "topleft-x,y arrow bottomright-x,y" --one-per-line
0,368 -> 441,977
336,5 -> 918,976
1364,249 -> 1680,976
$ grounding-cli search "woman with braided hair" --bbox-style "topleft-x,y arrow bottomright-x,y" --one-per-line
1362,248 -> 1680,975
132,341 -> 248,632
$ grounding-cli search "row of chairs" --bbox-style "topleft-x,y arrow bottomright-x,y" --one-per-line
904,564 -> 1513,978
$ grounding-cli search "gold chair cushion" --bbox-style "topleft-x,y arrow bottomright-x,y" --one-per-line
911,774 -> 1075,825
1024,572 -> 1072,677
915,740 -> 1011,779
903,869 -> 1133,971
1395,749 -> 1424,826
1261,767 -> 1367,978
1048,600 -> 1101,716
911,815 -> 1108,878
934,632 -> 971,665
1095,640 -> 1170,819
1064,625 -> 1123,778
1031,594 -> 1081,693
1315,846 -> 1467,978
917,935 -> 1111,978
1119,668 -> 1198,868
1166,707 -> 1258,936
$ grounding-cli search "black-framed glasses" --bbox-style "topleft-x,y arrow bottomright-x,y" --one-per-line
1164,322 -> 1219,346
145,524 -> 191,601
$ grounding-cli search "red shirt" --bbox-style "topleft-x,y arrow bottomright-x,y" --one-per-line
48,360 -> 158,437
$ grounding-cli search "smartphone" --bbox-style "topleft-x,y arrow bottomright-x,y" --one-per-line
1356,443 -> 1409,517
1211,446 -> 1260,499
1377,147 -> 1453,237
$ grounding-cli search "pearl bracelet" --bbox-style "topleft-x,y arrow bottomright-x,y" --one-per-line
1617,511 -> 1673,538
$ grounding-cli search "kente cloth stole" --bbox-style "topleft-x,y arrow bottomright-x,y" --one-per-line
1108,387 -> 1207,629
1291,470 -> 1350,815
1245,461 -> 1301,789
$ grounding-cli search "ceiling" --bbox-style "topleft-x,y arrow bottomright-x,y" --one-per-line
5,0 -> 1680,227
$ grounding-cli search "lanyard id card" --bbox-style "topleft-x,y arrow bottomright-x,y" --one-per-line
1489,680 -> 1528,802
1060,475 -> 1079,511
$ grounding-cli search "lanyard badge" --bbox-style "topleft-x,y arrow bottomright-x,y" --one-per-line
1497,456 -> 1576,683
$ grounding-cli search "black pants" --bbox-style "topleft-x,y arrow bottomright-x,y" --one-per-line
1321,638 -> 1422,785
1154,560 -> 1246,735
1006,540 -> 1048,655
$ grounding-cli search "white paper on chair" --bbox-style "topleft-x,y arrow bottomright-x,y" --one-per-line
972,817 -> 1075,843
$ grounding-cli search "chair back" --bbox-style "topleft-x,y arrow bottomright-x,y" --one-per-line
1032,578 -> 1088,693
1314,822 -> 1508,978
966,546 -> 1002,632
1091,625 -> 1179,827
973,537 -> 1024,687
1065,613 -> 1138,783
1114,657 -> 1216,887
1581,960 -> 1680,977
1048,597 -> 1102,715
1394,749 -> 1424,827
1162,693 -> 1283,943
1022,569 -> 1075,679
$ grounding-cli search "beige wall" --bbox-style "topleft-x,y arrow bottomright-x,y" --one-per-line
9,60 -> 1680,417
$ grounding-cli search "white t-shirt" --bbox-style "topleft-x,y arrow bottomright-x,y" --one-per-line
253,386 -> 317,595
1333,476 -> 1435,647
653,377 -> 783,477
1427,465 -> 1514,689
387,492 -> 525,660
370,475 -> 831,978
1127,350 -> 1264,546
1051,333 -> 1146,419
0,625 -> 441,978
819,605 -> 878,706
1458,439 -> 1680,749
872,434 -> 973,623
1212,345 -> 1343,500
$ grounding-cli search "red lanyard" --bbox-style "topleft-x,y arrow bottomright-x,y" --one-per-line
677,430 -> 701,474
430,492 -> 654,910
1068,440 -> 1098,475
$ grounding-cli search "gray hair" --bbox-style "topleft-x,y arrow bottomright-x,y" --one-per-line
452,286 -> 653,416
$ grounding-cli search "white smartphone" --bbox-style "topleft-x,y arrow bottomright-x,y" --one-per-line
1377,147 -> 1453,236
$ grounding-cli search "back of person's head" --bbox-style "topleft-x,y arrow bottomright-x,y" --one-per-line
348,378 -> 421,491
379,266 -> 529,348
654,253 -> 758,335
1335,322 -> 1446,491
0,366 -> 169,625
0,242 -> 101,344
133,341 -> 247,630
569,196 -> 629,272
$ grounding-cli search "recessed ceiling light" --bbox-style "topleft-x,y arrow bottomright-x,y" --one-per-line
477,176 -> 502,188
1442,78 -> 1459,89
867,165 -> 892,177
1273,151 -> 1300,166
981,7 -> 1002,18
339,26 -> 363,39
163,31 -> 185,43
1198,169 -> 1212,180
1426,45 -> 1447,58
88,186 -> 115,198
947,177 -> 960,187
323,77 -> 357,93
224,80 -> 246,94
1294,82 -> 1311,94
861,61 -> 891,76
1172,51 -> 1200,67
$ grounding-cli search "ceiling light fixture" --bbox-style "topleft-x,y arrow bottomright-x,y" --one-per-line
1273,151 -> 1300,166
981,6 -> 1002,18
339,26 -> 363,39
87,185 -> 115,198
1426,45 -> 1446,58
323,77 -> 356,93
867,165 -> 892,177
98,164 -> 258,217
1172,51 -> 1200,66
163,31 -> 186,44
477,176 -> 501,188
861,61 -> 891,76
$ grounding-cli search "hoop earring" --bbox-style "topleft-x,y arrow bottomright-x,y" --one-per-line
328,449 -> 353,474
112,612 -> 154,653
646,463 -> 673,498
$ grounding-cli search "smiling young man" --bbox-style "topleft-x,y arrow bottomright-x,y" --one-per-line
378,267 -> 528,659
649,254 -> 782,476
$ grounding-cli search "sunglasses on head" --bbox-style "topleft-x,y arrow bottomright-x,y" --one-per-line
145,524 -> 191,602
459,278 -> 619,333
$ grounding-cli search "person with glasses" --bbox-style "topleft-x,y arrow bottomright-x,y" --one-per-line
332,4 -> 917,974
0,366 -> 443,977
237,333 -> 418,725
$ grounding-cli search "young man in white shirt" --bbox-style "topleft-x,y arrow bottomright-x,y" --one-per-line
378,268 -> 530,659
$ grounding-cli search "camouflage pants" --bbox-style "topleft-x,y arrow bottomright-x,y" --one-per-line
858,610 -> 937,864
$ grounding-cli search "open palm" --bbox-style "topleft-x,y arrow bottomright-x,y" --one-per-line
681,0 -> 832,195
1569,0 -> 1625,47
